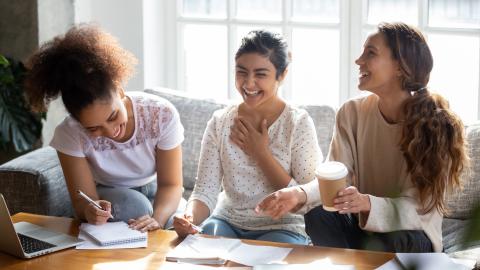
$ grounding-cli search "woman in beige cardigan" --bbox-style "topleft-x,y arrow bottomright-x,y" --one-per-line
235,22 -> 469,252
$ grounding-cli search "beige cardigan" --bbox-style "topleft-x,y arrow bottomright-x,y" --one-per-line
300,94 -> 442,252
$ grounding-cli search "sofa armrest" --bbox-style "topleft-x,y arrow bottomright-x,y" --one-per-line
0,146 -> 73,217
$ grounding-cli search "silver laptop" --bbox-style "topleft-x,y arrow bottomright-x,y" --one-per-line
0,194 -> 83,259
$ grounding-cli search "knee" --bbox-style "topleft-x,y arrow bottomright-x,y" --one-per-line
201,218 -> 236,238
201,218 -> 223,235
304,207 -> 318,234
258,231 -> 308,245
304,206 -> 328,235
98,187 -> 153,222
375,231 -> 432,253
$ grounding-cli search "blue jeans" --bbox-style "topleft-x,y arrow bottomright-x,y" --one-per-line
96,181 -> 186,228
200,217 -> 308,245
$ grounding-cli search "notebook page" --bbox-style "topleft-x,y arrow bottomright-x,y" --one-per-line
76,230 -> 147,249
80,222 -> 147,246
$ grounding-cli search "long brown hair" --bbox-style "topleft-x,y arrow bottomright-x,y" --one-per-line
378,22 -> 469,215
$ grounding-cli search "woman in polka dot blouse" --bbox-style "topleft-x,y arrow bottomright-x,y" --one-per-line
173,30 -> 323,244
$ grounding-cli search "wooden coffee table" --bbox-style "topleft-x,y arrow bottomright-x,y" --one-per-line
0,213 -> 394,269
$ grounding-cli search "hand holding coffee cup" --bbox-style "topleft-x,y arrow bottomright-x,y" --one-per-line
334,185 -> 371,214
316,161 -> 348,212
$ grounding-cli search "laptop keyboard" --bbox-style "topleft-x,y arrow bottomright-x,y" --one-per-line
17,233 -> 56,254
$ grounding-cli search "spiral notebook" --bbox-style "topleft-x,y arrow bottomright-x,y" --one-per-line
79,222 -> 147,246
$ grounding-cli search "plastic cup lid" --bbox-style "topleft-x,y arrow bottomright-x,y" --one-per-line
316,161 -> 348,180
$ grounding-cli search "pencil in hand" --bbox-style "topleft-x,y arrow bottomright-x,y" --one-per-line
77,190 -> 114,219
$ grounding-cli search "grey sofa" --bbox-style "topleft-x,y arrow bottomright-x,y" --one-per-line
0,87 -> 479,263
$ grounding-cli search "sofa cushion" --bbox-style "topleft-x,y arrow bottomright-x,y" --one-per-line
442,218 -> 469,253
145,88 -> 336,195
145,88 -> 226,191
445,123 -> 480,220
299,104 -> 336,159
0,146 -> 73,217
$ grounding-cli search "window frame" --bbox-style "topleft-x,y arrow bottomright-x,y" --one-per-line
172,0 -> 351,104
164,0 -> 480,118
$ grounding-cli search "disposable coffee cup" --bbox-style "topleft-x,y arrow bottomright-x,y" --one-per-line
316,161 -> 348,212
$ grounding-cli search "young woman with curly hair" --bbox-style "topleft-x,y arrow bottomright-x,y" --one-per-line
24,24 -> 186,232
252,22 -> 469,252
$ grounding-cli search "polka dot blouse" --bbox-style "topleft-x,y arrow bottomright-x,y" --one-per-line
189,104 -> 323,238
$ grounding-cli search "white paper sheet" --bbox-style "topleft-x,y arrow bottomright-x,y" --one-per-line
76,230 -> 147,249
160,262 -> 250,270
166,235 -> 292,266
166,234 -> 242,263
227,243 -> 292,266
375,259 -> 401,270
376,253 -> 474,270
253,258 -> 355,269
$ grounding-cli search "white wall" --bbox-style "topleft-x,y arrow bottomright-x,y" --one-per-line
143,0 -> 165,89
43,0 -> 158,146
39,0 -> 75,147
75,0 -> 145,92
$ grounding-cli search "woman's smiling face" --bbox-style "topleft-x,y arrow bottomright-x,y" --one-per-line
355,32 -> 402,96
77,91 -> 130,141
235,52 -> 285,109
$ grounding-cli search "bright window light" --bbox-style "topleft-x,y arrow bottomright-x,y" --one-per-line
172,0 -> 480,121
291,28 -> 340,107
183,24 -> 228,100
428,34 -> 479,124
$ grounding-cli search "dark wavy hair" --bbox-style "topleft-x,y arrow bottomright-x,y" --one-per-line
235,30 -> 290,79
24,24 -> 137,119
378,22 -> 469,215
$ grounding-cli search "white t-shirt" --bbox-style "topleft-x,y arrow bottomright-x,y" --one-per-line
189,104 -> 322,238
50,91 -> 184,188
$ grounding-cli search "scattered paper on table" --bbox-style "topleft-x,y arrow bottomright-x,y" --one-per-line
253,258 -> 354,269
226,243 -> 292,266
166,235 -> 241,264
161,261 -> 250,269
166,234 -> 292,266
376,252 -> 474,270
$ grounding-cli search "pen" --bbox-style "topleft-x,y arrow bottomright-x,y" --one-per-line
191,224 -> 203,233
77,190 -> 114,219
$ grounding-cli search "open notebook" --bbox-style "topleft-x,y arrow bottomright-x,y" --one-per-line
79,222 -> 147,246
166,235 -> 241,264
166,234 -> 293,266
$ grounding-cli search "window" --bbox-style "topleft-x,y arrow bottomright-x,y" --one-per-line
166,0 -> 480,122
362,0 -> 480,123
175,0 -> 342,105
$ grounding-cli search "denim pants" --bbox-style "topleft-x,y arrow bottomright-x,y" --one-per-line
304,206 -> 433,252
200,216 -> 308,245
96,181 -> 186,228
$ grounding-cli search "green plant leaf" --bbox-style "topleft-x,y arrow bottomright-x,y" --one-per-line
461,203 -> 480,248
0,91 -> 12,140
0,55 -> 9,67
0,54 -> 43,153
0,109 -> 11,142
11,126 -> 30,152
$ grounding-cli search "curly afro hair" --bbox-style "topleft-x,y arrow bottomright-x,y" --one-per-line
24,23 -> 137,118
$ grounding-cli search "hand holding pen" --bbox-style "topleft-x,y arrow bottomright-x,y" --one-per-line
77,190 -> 114,224
173,214 -> 203,238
